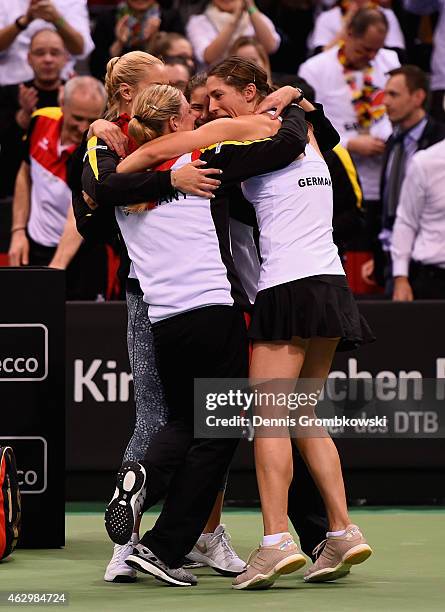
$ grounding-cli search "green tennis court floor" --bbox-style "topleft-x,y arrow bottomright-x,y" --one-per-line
2,509 -> 445,611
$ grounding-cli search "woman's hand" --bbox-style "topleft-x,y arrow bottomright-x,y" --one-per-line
173,160 -> 222,199
87,120 -> 128,158
255,86 -> 300,119
82,191 -> 98,210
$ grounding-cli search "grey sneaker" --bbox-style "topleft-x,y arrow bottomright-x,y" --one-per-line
126,544 -> 198,587
304,524 -> 372,583
105,462 -> 146,545
186,525 -> 245,577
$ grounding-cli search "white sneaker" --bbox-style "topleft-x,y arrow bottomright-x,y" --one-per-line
186,525 -> 246,576
104,536 -> 138,583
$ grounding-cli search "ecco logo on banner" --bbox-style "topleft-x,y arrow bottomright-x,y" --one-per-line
0,324 -> 48,381
0,436 -> 47,494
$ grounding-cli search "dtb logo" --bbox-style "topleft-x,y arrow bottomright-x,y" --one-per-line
0,324 -> 48,381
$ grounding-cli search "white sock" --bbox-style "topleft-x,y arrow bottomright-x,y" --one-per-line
326,529 -> 346,537
262,532 -> 289,546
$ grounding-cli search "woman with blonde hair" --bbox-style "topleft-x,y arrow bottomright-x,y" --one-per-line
73,50 -> 231,584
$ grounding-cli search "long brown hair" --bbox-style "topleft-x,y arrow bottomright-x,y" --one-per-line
207,57 -> 273,101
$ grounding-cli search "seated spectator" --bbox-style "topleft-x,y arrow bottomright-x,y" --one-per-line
164,56 -> 191,92
310,1 -> 405,56
0,28 -> 67,255
186,0 -> 280,69
185,72 -> 210,127
89,0 -> 184,80
404,1 -> 445,122
391,139 -> 445,300
8,76 -> 109,299
229,35 -> 271,83
149,31 -> 195,74
0,0 -> 94,85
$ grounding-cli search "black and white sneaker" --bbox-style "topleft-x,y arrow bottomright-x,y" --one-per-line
105,462 -> 146,545
126,544 -> 198,587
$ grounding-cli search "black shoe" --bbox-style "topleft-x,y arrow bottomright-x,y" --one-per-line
105,462 -> 146,545
126,544 -> 198,587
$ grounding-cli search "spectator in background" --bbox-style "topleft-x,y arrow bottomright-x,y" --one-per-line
299,8 -> 399,255
310,1 -> 405,58
185,72 -> 210,127
391,139 -> 445,300
89,0 -> 183,80
186,0 -> 280,69
0,29 -> 67,231
9,76 -> 108,299
0,0 -> 93,85
229,35 -> 271,83
255,1 -> 316,77
164,56 -> 191,92
362,65 -> 445,289
404,1 -> 445,122
149,31 -> 195,74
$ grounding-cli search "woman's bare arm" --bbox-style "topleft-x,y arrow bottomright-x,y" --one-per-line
117,115 -> 278,173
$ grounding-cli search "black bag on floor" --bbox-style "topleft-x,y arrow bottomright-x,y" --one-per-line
0,446 -> 21,560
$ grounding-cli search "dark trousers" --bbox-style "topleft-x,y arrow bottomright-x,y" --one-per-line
28,235 -> 107,300
410,260 -> 445,299
289,446 -> 328,559
431,90 -> 445,123
139,305 -> 247,567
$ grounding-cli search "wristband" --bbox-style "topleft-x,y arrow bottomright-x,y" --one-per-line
294,88 -> 305,104
14,16 -> 27,31
11,226 -> 26,234
247,5 -> 259,15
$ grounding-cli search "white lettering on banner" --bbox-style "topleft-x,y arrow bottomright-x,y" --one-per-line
0,357 -> 39,374
436,359 -> 445,400
72,357 -> 445,403
322,359 -> 424,401
74,359 -> 133,402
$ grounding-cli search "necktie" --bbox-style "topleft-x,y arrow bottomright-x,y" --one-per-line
384,134 -> 407,228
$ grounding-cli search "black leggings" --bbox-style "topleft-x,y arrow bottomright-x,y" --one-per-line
139,305 -> 248,567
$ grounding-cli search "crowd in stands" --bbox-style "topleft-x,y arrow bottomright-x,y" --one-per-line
1,0 -> 444,301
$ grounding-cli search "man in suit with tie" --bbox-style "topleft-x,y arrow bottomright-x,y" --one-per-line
362,64 -> 445,290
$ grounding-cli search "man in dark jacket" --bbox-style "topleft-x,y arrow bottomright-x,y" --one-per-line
362,64 -> 445,289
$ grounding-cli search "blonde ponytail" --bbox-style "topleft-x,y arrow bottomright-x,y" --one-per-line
104,51 -> 164,120
128,84 -> 183,146
123,84 -> 184,214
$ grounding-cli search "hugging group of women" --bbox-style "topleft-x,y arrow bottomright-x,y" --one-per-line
74,49 -> 374,590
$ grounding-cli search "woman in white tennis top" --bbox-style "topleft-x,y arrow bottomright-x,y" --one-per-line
205,58 -> 374,590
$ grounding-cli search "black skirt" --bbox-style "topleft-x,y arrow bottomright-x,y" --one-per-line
249,275 -> 375,351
